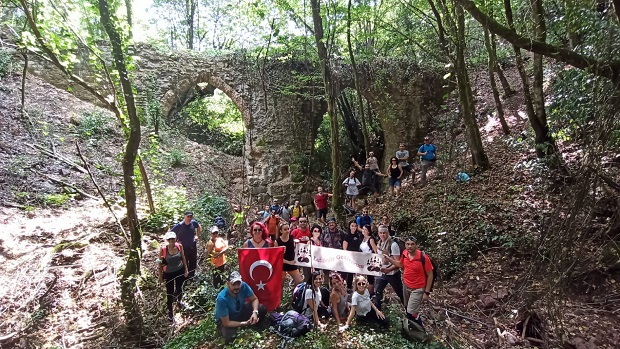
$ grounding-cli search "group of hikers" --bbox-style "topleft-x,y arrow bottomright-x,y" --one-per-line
344,138 -> 438,208
156,138 -> 439,343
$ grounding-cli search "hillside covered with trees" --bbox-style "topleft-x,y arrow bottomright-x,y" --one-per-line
0,0 -> 618,348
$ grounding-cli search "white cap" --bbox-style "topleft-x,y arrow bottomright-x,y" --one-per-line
164,231 -> 176,240
210,226 -> 220,233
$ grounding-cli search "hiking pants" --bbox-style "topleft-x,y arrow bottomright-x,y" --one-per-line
404,287 -> 425,316
374,271 -> 404,311
163,269 -> 185,317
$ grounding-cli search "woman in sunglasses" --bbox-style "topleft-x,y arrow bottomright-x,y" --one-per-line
359,225 -> 378,294
340,275 -> 389,331
329,272 -> 349,324
274,222 -> 303,285
303,271 -> 329,329
242,221 -> 272,248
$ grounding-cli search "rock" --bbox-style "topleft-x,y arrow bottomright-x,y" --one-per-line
480,295 -> 497,309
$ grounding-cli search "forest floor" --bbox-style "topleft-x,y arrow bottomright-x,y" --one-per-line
0,66 -> 619,349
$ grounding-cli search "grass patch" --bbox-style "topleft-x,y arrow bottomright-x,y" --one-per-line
51,241 -> 89,253
43,193 -> 72,207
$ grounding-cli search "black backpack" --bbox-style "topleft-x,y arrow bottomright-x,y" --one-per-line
292,282 -> 310,313
418,251 -> 438,292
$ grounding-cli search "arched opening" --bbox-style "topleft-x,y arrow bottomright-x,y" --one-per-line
168,83 -> 245,156
311,88 -> 384,183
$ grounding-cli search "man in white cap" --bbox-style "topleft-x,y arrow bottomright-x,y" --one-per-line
214,271 -> 267,343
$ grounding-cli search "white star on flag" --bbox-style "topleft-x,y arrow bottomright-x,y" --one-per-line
256,280 -> 266,290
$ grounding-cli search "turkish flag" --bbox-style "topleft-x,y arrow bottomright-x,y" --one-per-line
238,247 -> 284,311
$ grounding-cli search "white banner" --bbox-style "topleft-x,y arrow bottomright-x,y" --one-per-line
294,243 -> 383,276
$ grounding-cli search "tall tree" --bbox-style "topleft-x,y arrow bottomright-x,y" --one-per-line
483,26 -> 510,135
310,0 -> 343,217
97,0 -> 143,337
347,0 -> 370,155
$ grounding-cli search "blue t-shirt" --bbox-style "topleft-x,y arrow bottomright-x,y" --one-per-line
171,220 -> 200,248
356,215 -> 373,228
214,282 -> 255,322
418,144 -> 437,161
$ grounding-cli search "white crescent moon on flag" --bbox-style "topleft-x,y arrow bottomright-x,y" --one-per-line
249,260 -> 273,281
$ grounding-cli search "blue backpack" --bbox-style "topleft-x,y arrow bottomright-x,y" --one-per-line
292,282 -> 310,312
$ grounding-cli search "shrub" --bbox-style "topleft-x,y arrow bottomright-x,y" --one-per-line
193,192 -> 232,237
76,110 -> 116,139
144,186 -> 190,232
0,49 -> 12,77
43,193 -> 71,207
166,147 -> 188,168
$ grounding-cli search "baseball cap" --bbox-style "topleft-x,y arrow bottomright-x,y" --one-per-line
163,231 -> 176,240
290,217 -> 297,221
210,226 -> 219,233
229,271 -> 242,283
184,211 -> 194,216
327,217 -> 336,223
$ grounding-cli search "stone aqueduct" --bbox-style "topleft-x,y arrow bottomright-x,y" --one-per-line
23,43 -> 444,198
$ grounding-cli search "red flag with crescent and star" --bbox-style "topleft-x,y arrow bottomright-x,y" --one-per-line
238,247 -> 284,311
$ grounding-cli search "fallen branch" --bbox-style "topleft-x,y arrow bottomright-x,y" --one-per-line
33,171 -> 98,200
589,166 -> 620,193
75,141 -> 130,247
2,201 -> 27,209
24,143 -> 87,173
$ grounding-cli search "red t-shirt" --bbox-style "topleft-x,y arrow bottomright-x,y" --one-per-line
314,193 -> 329,210
265,216 -> 280,235
401,249 -> 433,289
292,228 -> 311,243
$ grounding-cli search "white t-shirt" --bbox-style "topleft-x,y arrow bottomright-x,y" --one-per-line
343,177 -> 361,196
303,287 -> 322,317
351,289 -> 372,316
377,240 -> 400,276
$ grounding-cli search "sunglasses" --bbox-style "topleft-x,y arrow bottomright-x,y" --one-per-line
357,282 -> 367,286
299,220 -> 308,223
252,228 -> 262,232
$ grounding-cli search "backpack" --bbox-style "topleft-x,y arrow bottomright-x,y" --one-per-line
272,310 -> 313,339
292,282 -> 310,312
402,317 -> 429,342
418,251 -> 438,292
214,216 -> 226,230
393,237 -> 407,258
161,243 -> 181,273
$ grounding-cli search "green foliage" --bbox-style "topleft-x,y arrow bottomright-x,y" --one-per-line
43,193 -> 71,207
76,110 -> 116,139
180,92 -> 244,156
163,318 -> 221,349
193,192 -> 232,237
0,48 -> 12,77
145,186 -> 190,232
548,68 -> 619,147
166,147 -> 188,168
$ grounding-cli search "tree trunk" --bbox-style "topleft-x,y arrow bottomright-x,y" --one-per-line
310,0 -> 342,219
455,1 -> 489,169
124,0 -> 133,39
20,51 -> 27,119
484,27 -> 510,135
186,0 -> 195,49
347,0 -> 370,155
98,0 -> 143,339
490,33 -> 514,96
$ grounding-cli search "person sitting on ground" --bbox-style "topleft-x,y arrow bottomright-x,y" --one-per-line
396,143 -> 414,179
340,275 -> 389,331
158,231 -> 189,321
417,136 -> 438,185
314,186 -> 333,225
352,158 -> 385,205
329,272 -> 350,324
374,225 -> 405,311
243,221 -> 272,248
215,271 -> 268,343
289,200 -> 305,220
303,271 -> 329,329
205,226 -> 229,289
343,170 -> 361,210
359,225 -> 379,295
386,157 -> 404,197
274,222 -> 303,286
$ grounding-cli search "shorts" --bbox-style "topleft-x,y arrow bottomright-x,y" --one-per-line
389,178 -> 401,187
401,164 -> 413,172
316,208 -> 328,219
347,194 -> 359,200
